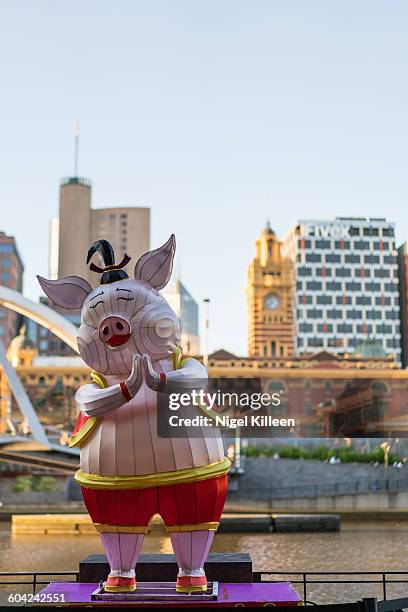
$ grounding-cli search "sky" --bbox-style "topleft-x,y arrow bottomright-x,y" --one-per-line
1,0 -> 408,355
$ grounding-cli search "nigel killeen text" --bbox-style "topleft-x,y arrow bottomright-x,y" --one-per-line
168,415 -> 296,429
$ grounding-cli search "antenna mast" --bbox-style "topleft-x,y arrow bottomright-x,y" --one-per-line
74,120 -> 80,176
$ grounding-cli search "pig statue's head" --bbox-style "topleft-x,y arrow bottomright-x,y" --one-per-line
37,235 -> 180,376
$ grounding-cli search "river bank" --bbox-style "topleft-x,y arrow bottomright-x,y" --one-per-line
1,521 -> 408,605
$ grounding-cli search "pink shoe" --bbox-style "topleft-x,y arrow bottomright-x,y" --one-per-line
104,575 -> 136,593
176,575 -> 207,593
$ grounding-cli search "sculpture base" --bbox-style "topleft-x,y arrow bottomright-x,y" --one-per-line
36,581 -> 302,607
92,581 -> 219,601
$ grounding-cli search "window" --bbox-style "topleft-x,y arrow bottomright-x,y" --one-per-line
335,240 -> 350,249
315,240 -> 330,249
357,324 -> 372,334
308,337 -> 324,347
382,227 -> 395,237
353,240 -> 370,250
299,295 -> 313,304
298,267 -> 312,277
365,282 -> 381,292
299,323 -> 313,333
350,227 -> 360,236
305,253 -> 321,263
384,283 -> 398,292
336,323 -> 353,333
374,269 -> 389,278
326,281 -> 342,291
2,257 -> 10,268
325,254 -> 341,263
336,295 -> 352,305
306,281 -> 322,291
366,310 -> 382,320
363,227 -> 379,236
345,281 -> 362,291
347,310 -> 362,319
317,267 -> 332,276
356,296 -> 371,305
327,309 -> 343,319
318,323 -> 333,332
365,255 -> 380,264
336,268 -> 350,277
374,296 -> 390,306
0,244 -> 13,253
328,337 -> 344,347
317,295 -> 332,305
376,323 -> 392,334
382,255 -> 395,265
2,272 -> 10,283
307,309 -> 323,318
345,254 -> 361,264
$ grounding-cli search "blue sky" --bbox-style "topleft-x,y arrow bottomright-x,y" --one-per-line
1,0 -> 408,354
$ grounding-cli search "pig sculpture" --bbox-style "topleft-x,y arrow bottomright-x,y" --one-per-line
37,235 -> 229,593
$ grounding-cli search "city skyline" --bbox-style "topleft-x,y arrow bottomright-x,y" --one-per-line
2,1 -> 408,354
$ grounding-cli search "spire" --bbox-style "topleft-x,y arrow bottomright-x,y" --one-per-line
263,219 -> 275,236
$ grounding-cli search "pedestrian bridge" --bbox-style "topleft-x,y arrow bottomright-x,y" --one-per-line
0,286 -> 80,470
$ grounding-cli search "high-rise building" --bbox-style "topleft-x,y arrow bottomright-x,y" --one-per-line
163,279 -> 199,355
35,297 -> 79,357
398,241 -> 408,368
56,177 -> 150,284
282,217 -> 401,361
0,231 -> 24,348
246,223 -> 295,358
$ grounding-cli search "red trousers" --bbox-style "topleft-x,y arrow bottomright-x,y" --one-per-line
81,474 -> 228,528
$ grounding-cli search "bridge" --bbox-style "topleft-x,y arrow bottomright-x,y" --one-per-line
0,286 -> 80,471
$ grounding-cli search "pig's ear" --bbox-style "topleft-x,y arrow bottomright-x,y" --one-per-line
37,275 -> 92,310
134,234 -> 176,290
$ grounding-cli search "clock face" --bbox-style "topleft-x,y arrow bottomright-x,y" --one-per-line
265,294 -> 280,310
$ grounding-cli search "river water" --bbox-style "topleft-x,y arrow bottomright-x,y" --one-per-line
1,521 -> 408,606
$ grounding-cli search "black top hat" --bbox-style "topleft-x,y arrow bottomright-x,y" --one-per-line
86,240 -> 131,284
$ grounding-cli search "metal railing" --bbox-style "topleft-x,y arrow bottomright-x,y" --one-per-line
0,571 -> 79,595
229,476 -> 408,502
0,570 -> 407,609
252,570 -> 408,606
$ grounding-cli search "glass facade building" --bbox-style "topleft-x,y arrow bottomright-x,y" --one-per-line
282,218 -> 401,362
163,279 -> 199,355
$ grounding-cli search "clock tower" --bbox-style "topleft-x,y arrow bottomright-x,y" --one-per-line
246,223 -> 295,357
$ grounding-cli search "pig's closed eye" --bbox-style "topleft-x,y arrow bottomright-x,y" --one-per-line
89,301 -> 104,309
116,296 -> 134,302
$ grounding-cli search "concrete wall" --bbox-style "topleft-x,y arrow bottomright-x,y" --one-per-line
0,476 -> 66,506
228,490 -> 408,512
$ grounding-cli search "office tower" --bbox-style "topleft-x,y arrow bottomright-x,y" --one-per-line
0,232 -> 24,348
163,279 -> 199,355
282,217 -> 401,361
398,241 -> 408,367
57,177 -> 150,285
246,223 -> 295,358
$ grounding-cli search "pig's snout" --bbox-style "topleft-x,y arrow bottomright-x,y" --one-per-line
99,316 -> 131,348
